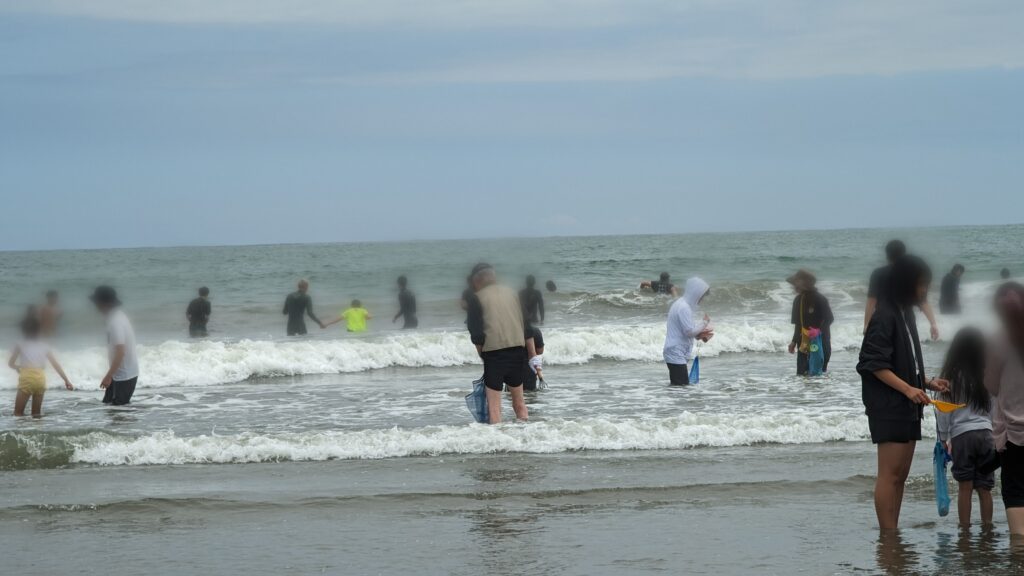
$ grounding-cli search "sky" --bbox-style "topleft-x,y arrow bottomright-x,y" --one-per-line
1,0 -> 1023,250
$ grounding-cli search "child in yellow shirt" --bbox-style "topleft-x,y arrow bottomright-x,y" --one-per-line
323,300 -> 372,333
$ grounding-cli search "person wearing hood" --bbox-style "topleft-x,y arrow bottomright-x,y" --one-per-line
787,269 -> 835,375
663,277 -> 714,386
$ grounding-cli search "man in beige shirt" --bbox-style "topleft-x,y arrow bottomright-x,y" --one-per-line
466,263 -> 541,424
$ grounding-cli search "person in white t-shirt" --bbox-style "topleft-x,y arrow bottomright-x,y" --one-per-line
90,286 -> 139,406
8,310 -> 73,416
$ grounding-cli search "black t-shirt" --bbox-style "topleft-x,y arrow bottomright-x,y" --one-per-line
186,297 -> 211,326
940,273 -> 960,311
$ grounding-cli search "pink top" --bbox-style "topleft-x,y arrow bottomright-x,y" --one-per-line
986,333 -> 1024,452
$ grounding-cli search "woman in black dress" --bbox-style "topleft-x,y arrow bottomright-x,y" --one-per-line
858,255 -> 949,530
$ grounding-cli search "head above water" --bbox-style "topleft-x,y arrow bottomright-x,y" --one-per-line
297,279 -> 309,293
546,280 -> 557,292
786,269 -> 817,293
89,285 -> 121,312
397,275 -> 408,289
351,299 -> 362,308
887,255 -> 932,307
525,275 -> 536,288
683,277 -> 710,307
471,263 -> 496,290
940,327 -> 990,413
199,286 -> 210,297
885,240 -> 907,263
952,264 -> 965,276
45,290 -> 59,304
1002,268 -> 1012,280
660,272 -> 671,283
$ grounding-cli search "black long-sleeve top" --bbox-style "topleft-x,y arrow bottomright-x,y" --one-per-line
519,287 -> 545,324
857,301 -> 927,422
283,291 -> 320,332
790,291 -> 834,345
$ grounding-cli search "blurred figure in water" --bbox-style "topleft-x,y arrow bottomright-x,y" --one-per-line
640,271 -> 679,297
519,275 -> 545,325
787,269 -> 834,375
987,282 -> 1024,537
865,240 -> 940,341
392,275 -> 418,329
283,279 -> 323,336
545,280 -> 557,293
323,299 -> 372,333
939,264 -> 965,314
8,308 -> 73,416
186,286 -> 212,337
858,255 -> 949,530
39,290 -> 62,338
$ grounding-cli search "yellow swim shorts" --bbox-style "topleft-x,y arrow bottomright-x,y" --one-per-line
17,368 -> 46,395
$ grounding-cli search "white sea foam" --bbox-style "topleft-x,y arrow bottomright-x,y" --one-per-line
0,322 -> 871,390
60,412 -> 871,466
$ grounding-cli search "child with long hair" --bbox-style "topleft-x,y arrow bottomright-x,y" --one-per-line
935,327 -> 996,528
8,310 -> 74,416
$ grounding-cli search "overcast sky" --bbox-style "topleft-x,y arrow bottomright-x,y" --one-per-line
2,1 -> 1022,250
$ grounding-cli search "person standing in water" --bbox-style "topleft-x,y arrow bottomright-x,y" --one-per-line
787,270 -> 835,375
91,286 -> 141,406
8,310 -> 74,416
663,277 -> 714,386
939,264 -> 965,314
283,280 -> 323,336
186,286 -> 212,337
465,263 -> 540,423
393,275 -> 418,329
323,300 -> 372,333
858,255 -> 949,530
641,272 -> 680,297
865,240 -> 940,340
39,290 -> 62,338
520,275 -> 545,325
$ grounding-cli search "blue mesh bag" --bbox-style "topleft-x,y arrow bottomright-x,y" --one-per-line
465,377 -> 489,424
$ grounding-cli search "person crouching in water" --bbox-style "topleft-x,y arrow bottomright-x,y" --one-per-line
8,310 -> 73,416
935,327 -> 996,528
787,269 -> 834,375
465,263 -> 541,423
663,278 -> 714,386
858,255 -> 949,530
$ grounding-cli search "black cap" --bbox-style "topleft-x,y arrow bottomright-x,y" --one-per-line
90,285 -> 121,306
471,262 -> 493,276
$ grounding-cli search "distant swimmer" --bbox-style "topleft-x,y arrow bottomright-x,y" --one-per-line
865,240 -> 939,340
38,290 -> 62,338
1002,268 -> 1012,280
393,275 -> 418,329
465,263 -> 541,423
90,286 -> 140,406
283,280 -> 323,336
186,286 -> 212,337
939,264 -> 965,314
9,309 -> 74,417
545,280 -> 557,293
520,275 -> 545,325
323,299 -> 372,333
787,270 -> 834,375
663,277 -> 713,386
640,272 -> 680,297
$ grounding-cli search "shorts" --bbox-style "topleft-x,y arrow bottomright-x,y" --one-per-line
667,363 -> 690,386
102,377 -> 138,406
17,368 -> 46,395
189,324 -> 208,338
482,347 -> 526,392
1000,442 -> 1024,508
950,429 -> 996,490
868,417 -> 922,444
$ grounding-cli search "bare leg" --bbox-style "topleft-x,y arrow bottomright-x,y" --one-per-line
1007,507 -> 1024,536
509,386 -> 528,421
485,387 -> 503,424
977,488 -> 993,527
957,481 -> 974,528
30,392 -> 44,417
14,391 -> 30,416
874,442 -> 916,530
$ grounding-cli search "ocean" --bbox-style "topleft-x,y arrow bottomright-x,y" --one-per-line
3,225 -> 1024,575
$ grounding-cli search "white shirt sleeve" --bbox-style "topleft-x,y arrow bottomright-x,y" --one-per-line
109,316 -> 127,347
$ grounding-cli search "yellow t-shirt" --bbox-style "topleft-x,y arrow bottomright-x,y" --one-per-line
341,307 -> 369,332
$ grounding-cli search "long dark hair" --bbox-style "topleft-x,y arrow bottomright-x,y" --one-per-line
995,281 -> 1024,360
886,255 -> 932,307
939,327 -> 989,412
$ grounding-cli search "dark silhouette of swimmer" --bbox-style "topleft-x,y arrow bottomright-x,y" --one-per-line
393,275 -> 418,329
545,280 -> 557,293
520,275 -> 545,324
186,286 -> 212,337
640,272 -> 679,297
1002,268 -> 1012,280
283,279 -> 323,336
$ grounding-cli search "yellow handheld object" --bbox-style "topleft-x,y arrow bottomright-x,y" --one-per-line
931,400 -> 967,413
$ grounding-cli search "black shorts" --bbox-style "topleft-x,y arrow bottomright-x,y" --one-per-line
1001,442 -> 1024,508
667,363 -> 689,386
102,377 -> 138,406
482,347 -> 526,392
868,417 -> 922,444
951,429 -> 997,489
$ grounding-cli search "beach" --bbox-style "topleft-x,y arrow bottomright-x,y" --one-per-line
2,226 -> 1023,574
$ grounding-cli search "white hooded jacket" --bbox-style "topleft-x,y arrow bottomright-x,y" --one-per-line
663,277 -> 710,365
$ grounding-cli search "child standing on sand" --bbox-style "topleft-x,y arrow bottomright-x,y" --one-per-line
8,311 -> 73,416
935,327 -> 997,528
323,300 -> 372,333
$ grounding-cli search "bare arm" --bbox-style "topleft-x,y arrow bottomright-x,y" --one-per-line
102,345 -> 125,388
8,346 -> 19,371
920,301 -> 939,340
321,317 -> 342,328
874,368 -> 930,404
863,297 -> 876,333
47,352 -> 74,389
